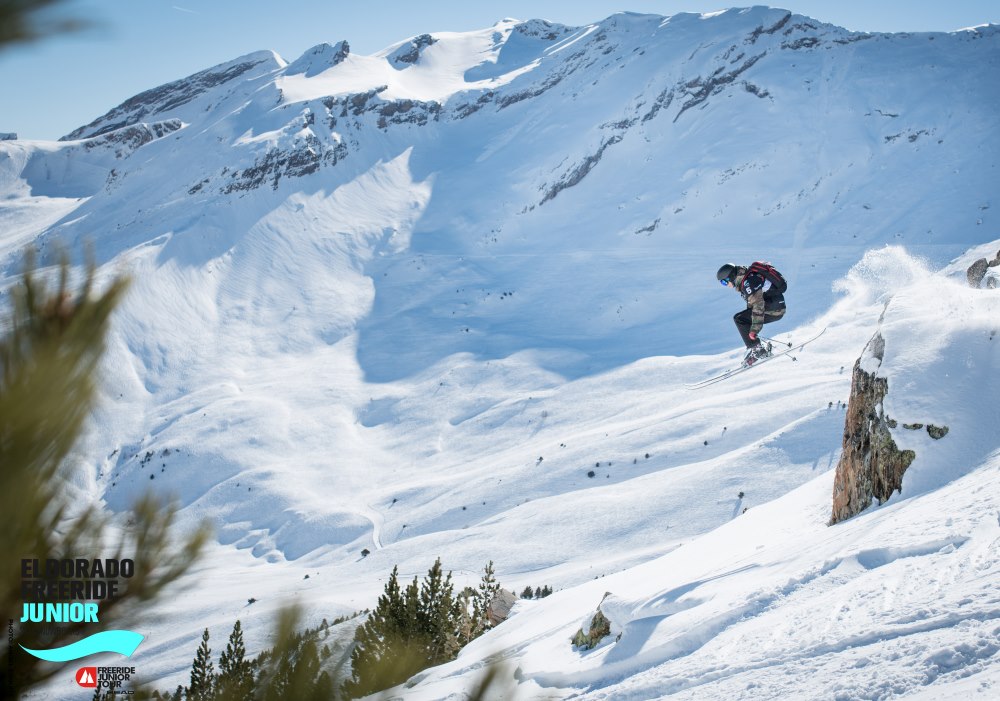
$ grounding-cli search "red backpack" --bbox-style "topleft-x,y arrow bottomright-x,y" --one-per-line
748,261 -> 787,293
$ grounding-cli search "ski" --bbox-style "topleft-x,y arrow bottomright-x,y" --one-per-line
685,327 -> 827,390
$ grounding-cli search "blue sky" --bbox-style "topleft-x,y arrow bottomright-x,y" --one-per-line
2,0 -> 997,140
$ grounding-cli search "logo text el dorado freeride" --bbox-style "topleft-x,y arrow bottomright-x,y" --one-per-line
17,558 -> 144,666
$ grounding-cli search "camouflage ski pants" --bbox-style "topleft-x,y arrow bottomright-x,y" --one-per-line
734,295 -> 786,348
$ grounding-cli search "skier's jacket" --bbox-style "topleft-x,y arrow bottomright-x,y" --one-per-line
736,261 -> 787,333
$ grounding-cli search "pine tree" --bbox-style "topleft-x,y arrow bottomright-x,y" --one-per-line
0,253 -> 208,698
261,633 -> 296,701
217,619 -> 253,699
188,628 -> 215,701
287,637 -> 321,699
343,566 -> 418,698
343,560 -> 468,699
0,0 -> 88,49
472,561 -> 501,637
456,586 -> 476,644
254,606 -> 337,701
418,558 -> 463,666
402,573 -> 422,645
313,670 -> 334,698
399,574 -> 429,678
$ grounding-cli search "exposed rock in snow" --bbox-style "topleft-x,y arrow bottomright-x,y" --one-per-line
286,41 -> 350,78
966,249 -> 1000,287
389,33 -> 437,66
830,331 -> 915,524
487,588 -> 518,626
61,51 -> 282,141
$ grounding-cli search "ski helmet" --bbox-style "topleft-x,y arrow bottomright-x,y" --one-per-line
716,263 -> 737,284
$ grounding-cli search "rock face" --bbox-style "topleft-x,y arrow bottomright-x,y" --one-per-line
572,608 -> 612,650
285,41 -> 350,77
389,34 -> 437,66
830,332 -> 916,525
486,588 -> 518,626
967,250 -> 1000,288
84,119 -> 182,158
61,52 -> 280,141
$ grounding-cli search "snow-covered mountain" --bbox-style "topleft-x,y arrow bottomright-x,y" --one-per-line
2,7 -> 998,699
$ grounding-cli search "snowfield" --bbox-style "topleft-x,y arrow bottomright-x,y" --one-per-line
2,6 -> 998,699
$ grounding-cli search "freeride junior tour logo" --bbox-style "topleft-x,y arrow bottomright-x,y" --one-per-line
75,665 -> 137,692
75,667 -> 97,687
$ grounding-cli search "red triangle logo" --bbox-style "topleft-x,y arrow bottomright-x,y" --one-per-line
76,667 -> 97,687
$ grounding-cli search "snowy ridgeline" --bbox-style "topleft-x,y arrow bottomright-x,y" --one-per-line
1,7 -> 998,700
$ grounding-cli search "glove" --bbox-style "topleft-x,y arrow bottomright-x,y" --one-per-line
748,331 -> 758,341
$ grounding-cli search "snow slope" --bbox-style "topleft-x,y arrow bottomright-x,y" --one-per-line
398,248 -> 1000,700
1,6 -> 998,699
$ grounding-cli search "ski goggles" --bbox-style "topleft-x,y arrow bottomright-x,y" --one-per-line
720,278 -> 732,287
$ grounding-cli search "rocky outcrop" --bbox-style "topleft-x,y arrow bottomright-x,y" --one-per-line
830,332 -> 915,524
746,12 -> 792,44
540,135 -> 623,205
82,119 -> 183,158
486,588 -> 518,626
285,41 -> 350,78
571,592 -> 621,650
321,88 -> 442,130
389,34 -> 437,66
830,328 -> 952,524
967,249 -> 1000,288
512,19 -> 574,42
222,134 -> 347,194
203,84 -> 442,196
62,53 -> 277,141
572,608 -> 612,650
674,52 -> 767,122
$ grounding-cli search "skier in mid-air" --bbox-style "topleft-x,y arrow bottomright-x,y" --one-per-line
716,261 -> 787,366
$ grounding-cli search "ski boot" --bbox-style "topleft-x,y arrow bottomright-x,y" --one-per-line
743,341 -> 773,367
